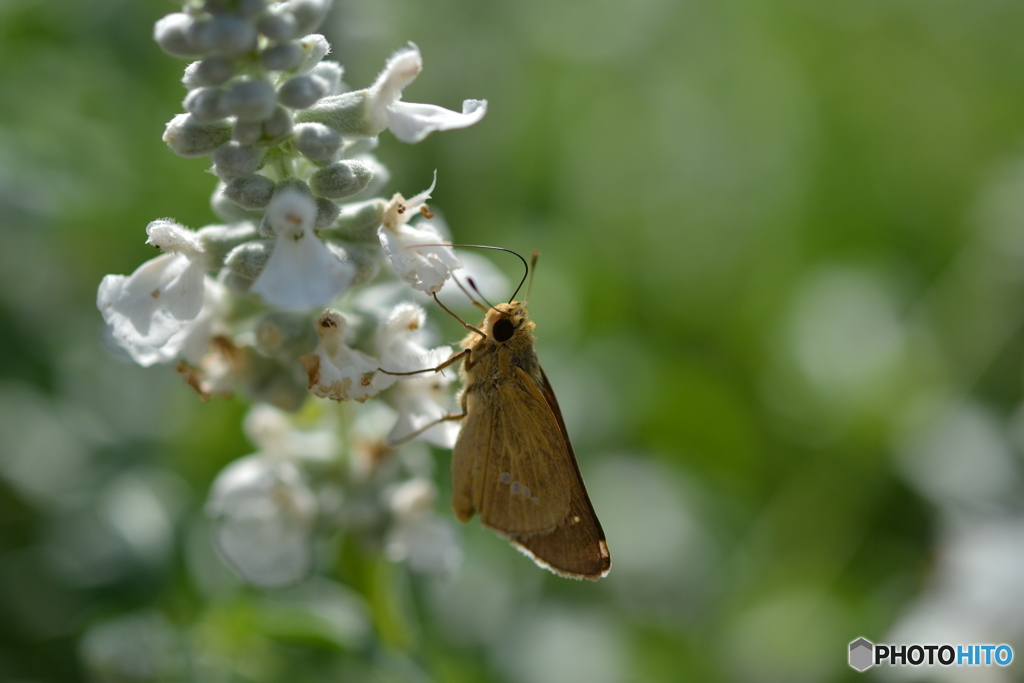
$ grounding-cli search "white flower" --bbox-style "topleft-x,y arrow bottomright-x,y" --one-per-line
385,512 -> 462,576
379,175 -> 462,294
348,401 -> 399,483
176,334 -> 240,401
97,220 -> 206,366
370,303 -> 460,446
241,403 -> 341,463
207,454 -> 318,587
125,276 -> 228,367
369,44 -> 487,144
299,310 -> 380,402
372,302 -> 454,392
387,347 -> 461,448
250,189 -> 354,309
173,277 -> 229,365
384,478 -> 462,576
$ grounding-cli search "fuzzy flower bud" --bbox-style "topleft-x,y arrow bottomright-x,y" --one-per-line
182,61 -> 203,90
260,42 -> 304,72
293,122 -> 342,164
224,174 -> 275,210
237,0 -> 268,19
195,55 -> 237,87
257,7 -> 298,42
278,74 -> 327,110
213,141 -> 265,180
163,114 -> 232,158
205,15 -> 258,55
309,160 -> 373,199
232,120 -> 263,145
324,199 -> 385,242
197,222 -> 259,271
314,197 -> 341,229
309,61 -> 345,96
346,154 -> 389,199
262,105 -> 295,143
184,87 -> 228,124
223,80 -> 278,123
154,13 -> 205,58
295,34 -> 331,75
293,90 -> 374,138
290,0 -> 331,35
212,182 -> 265,223
223,240 -> 272,295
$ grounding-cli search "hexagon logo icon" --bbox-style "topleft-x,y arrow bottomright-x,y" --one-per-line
849,638 -> 874,671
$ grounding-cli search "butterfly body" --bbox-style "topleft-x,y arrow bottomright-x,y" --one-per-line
450,302 -> 610,580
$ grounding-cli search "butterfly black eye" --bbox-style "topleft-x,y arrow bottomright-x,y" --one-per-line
492,317 -> 515,342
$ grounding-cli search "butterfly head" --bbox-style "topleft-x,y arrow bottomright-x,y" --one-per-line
484,302 -> 534,343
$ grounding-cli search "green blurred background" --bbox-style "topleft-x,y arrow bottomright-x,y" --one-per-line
3,0 -> 1024,681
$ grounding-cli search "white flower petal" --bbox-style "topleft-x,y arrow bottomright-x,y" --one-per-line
215,514 -> 312,587
157,261 -> 205,321
114,275 -> 225,367
387,356 -> 460,448
242,404 -> 294,453
369,44 -> 422,116
99,275 -> 183,358
377,330 -> 460,447
379,220 -> 461,294
404,171 -> 436,213
385,513 -> 462,577
97,253 -> 206,365
251,231 -> 355,309
239,403 -> 341,462
207,455 -> 317,587
300,310 -> 381,402
387,478 -> 436,519
381,173 -> 436,232
175,277 -> 227,365
386,99 -> 487,144
265,188 -> 317,237
145,219 -> 203,258
372,303 -> 451,392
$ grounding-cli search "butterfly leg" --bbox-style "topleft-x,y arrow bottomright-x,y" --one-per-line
386,410 -> 467,446
432,294 -> 486,338
377,348 -> 470,377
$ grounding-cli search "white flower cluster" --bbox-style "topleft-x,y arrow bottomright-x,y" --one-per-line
98,0 -> 487,584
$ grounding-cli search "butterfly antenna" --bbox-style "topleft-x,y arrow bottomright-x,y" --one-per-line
407,243 -> 530,303
525,250 -> 540,304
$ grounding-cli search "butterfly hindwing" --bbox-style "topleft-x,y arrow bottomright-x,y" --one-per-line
509,366 -> 610,579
